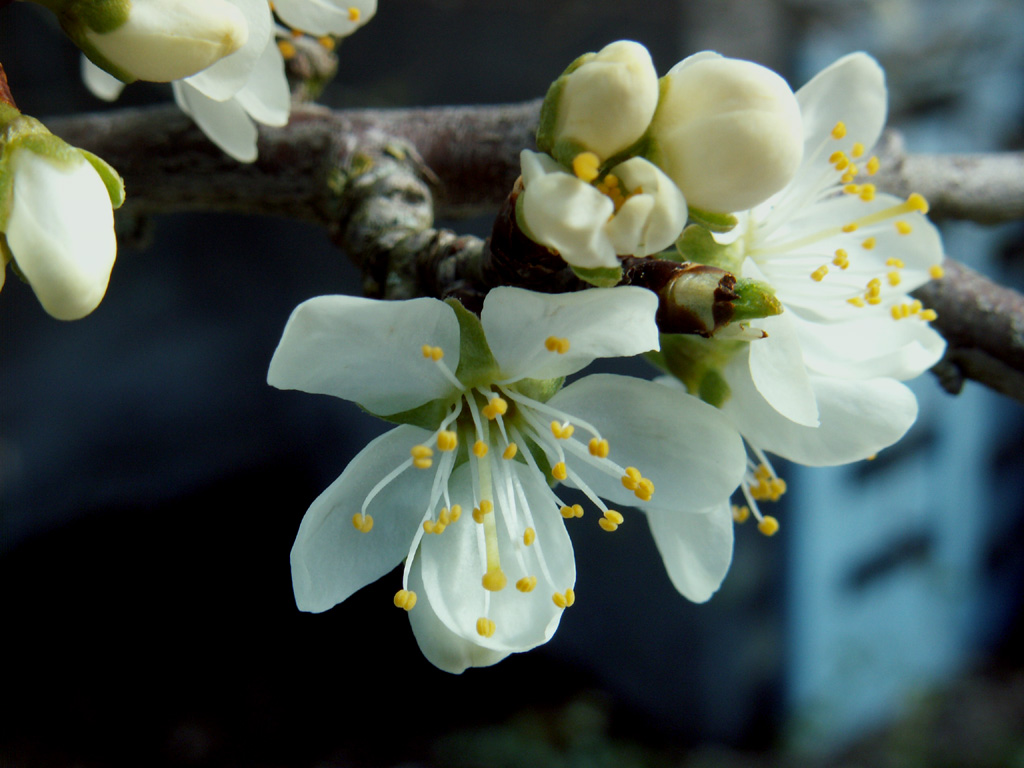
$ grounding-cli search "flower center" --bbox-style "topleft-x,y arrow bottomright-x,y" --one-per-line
351,331 -> 659,641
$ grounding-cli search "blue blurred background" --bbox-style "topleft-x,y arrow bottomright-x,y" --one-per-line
2,1 -> 1023,765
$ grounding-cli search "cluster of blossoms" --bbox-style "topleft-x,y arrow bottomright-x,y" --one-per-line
270,43 -> 946,671
73,0 -> 377,162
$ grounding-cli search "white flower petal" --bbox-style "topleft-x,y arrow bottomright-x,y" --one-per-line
268,294 -> 461,416
273,0 -> 377,36
173,81 -> 258,162
792,311 -> 946,381
232,34 -> 290,127
747,313 -> 820,427
646,501 -> 734,603
605,156 -> 688,257
482,286 -> 659,382
5,148 -> 116,320
290,424 -> 435,613
419,463 -> 574,653
184,0 -> 272,101
520,170 -> 617,268
406,557 -> 510,674
549,374 -> 746,511
80,55 -> 127,101
722,361 -> 919,465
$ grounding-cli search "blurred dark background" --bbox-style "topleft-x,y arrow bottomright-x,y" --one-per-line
2,1 -> 1023,766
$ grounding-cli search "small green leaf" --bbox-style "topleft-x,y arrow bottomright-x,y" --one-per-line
687,206 -> 739,233
367,398 -> 453,431
571,264 -> 622,288
445,297 -> 499,388
673,224 -> 742,271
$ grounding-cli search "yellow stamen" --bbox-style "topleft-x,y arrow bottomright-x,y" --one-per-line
635,478 -> 655,502
895,221 -> 913,235
351,512 -> 374,533
929,264 -> 945,280
437,430 -> 457,452
550,420 -> 575,439
831,121 -> 847,139
552,589 -> 575,608
523,527 -> 536,546
348,6 -> 361,21
842,223 -> 858,233
598,510 -> 624,533
318,35 -> 336,51
572,152 -> 601,183
866,156 -> 880,175
277,40 -> 296,59
423,520 -> 436,534
588,437 -> 610,458
552,462 -> 567,481
411,444 -> 433,469
516,576 -> 537,593
811,265 -> 829,282
502,443 -> 518,460
859,184 -> 876,202
843,184 -> 860,195
473,440 -> 489,457
847,296 -> 866,308
887,271 -> 902,287
544,336 -> 571,354
758,516 -> 780,536
421,344 -> 444,361
833,249 -> 850,269
862,237 -> 877,250
482,569 -> 508,592
481,397 -> 508,420
732,505 -> 750,524
886,258 -> 905,268
829,150 -> 846,165
476,617 -> 496,637
851,142 -> 865,158
907,193 -> 929,213
621,466 -> 642,491
919,308 -> 938,322
393,589 -> 417,611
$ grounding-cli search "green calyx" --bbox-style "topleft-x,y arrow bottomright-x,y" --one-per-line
49,0 -> 137,83
446,298 -> 499,388
571,264 -> 623,288
650,334 -> 745,409
731,278 -> 781,322
687,206 -> 739,234
536,52 -> 592,157
673,224 -> 744,272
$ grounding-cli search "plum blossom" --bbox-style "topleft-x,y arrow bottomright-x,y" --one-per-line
268,287 -> 746,671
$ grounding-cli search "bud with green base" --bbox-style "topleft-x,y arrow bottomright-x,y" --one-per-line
537,40 -> 659,167
28,0 -> 248,83
645,52 -> 803,214
1,104 -> 125,320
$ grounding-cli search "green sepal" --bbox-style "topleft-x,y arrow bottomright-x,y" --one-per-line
731,278 -> 782,322
445,297 -> 499,389
365,397 -> 455,431
672,224 -> 742,271
79,149 -> 125,209
536,52 -> 593,155
509,376 -> 564,405
657,333 -> 743,408
571,264 -> 622,288
550,138 -> 590,171
54,0 -> 137,84
687,206 -> 739,234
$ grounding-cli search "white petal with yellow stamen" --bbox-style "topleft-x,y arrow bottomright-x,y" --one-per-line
272,0 -> 377,36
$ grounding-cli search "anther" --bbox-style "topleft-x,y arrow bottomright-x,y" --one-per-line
861,237 -> 876,250
476,617 -> 496,637
831,121 -> 847,140
482,569 -> 508,592
421,344 -> 444,361
621,466 -> 642,491
411,444 -> 434,469
842,223 -> 858,233
482,397 -> 508,420
351,513 -> 374,533
572,152 -> 601,183
437,430 -> 458,452
473,440 -> 488,457
551,421 -> 575,439
544,336 -> 571,354
929,264 -> 945,280
829,150 -> 846,165
552,462 -> 567,481
599,510 -> 624,532
523,527 -> 536,546
886,258 -> 905,268
732,505 -> 750,524
318,35 -> 336,51
887,271 -> 902,287
758,516 -> 780,536
907,193 -> 929,213
588,438 -> 610,457
895,221 -> 913,235
450,505 -> 462,522
866,156 -> 880,175
394,589 -> 417,611
635,478 -> 655,501
859,184 -> 876,202
847,296 -> 865,308
552,589 -> 575,608
516,576 -> 537,593
811,265 -> 829,282
503,443 -> 518,460
919,308 -> 938,322
851,142 -> 865,158
833,249 -> 850,269
348,6 -> 361,21
277,40 -> 297,59
560,504 -> 584,519
423,520 -> 436,534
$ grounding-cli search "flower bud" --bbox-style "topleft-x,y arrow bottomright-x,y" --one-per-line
61,0 -> 249,83
647,53 -> 803,213
1,109 -> 124,320
537,40 -> 659,166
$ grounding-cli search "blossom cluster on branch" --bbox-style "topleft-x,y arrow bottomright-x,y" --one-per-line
0,6 -> 992,674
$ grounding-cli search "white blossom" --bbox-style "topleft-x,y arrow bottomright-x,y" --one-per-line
268,287 -> 746,671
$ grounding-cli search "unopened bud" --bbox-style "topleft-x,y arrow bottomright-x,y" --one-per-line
537,40 -> 659,165
647,53 -> 803,213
